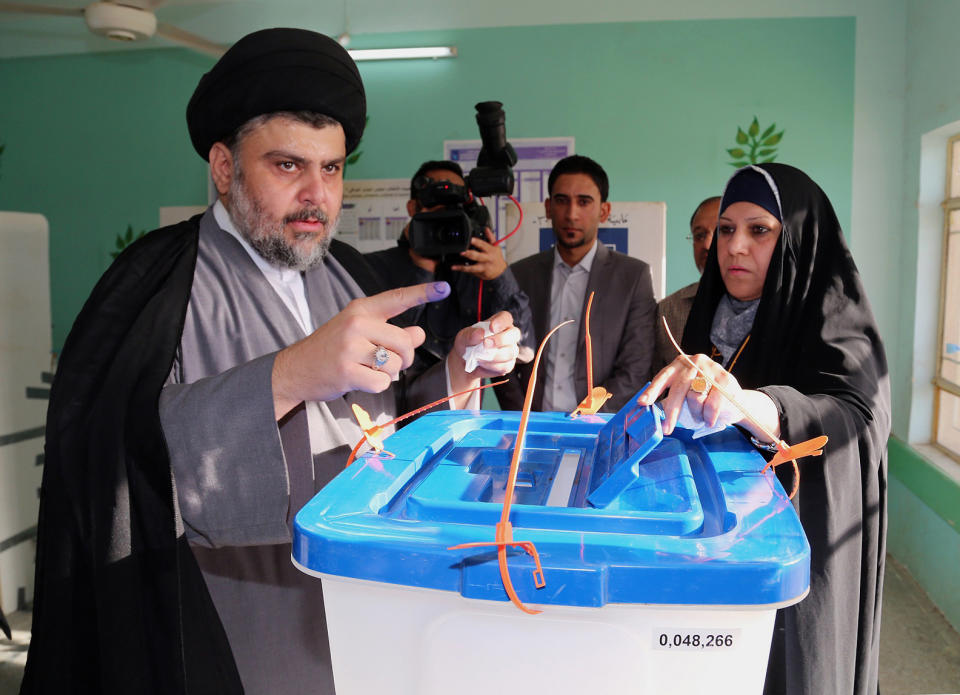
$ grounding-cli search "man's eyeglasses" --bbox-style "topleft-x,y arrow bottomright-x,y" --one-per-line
685,231 -> 713,243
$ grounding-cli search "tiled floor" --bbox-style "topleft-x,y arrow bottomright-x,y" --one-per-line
1,554 -> 958,694
880,556 -> 960,694
0,610 -> 28,695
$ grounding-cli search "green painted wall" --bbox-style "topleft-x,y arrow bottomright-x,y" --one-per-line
887,439 -> 960,630
882,0 -> 960,631
898,1 -> 960,441
0,49 -> 213,350
348,18 -> 854,289
0,17 -> 854,352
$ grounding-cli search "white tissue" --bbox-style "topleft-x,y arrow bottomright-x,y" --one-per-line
462,320 -> 495,373
675,399 -> 741,439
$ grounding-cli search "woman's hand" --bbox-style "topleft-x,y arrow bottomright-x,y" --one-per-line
637,354 -> 741,435
636,354 -> 781,442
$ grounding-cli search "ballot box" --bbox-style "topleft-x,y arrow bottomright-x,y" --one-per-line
293,398 -> 809,695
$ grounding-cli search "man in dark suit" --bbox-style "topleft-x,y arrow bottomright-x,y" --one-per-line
653,195 -> 719,372
495,155 -> 657,413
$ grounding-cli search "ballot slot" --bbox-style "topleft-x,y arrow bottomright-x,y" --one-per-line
545,449 -> 583,507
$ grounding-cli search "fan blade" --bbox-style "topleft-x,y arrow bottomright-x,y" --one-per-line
0,2 -> 83,16
156,21 -> 225,57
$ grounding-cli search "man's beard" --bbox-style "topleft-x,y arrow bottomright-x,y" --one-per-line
555,230 -> 588,249
227,173 -> 339,271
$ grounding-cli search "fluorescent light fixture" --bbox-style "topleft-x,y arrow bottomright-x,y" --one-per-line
347,46 -> 457,61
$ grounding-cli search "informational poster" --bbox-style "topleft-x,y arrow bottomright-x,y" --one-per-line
338,179 -> 410,254
443,137 -> 575,240
504,201 -> 667,299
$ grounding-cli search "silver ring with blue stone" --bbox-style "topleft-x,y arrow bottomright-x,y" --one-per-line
373,345 -> 390,370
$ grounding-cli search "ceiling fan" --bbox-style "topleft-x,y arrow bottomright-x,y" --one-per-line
0,1 -> 226,57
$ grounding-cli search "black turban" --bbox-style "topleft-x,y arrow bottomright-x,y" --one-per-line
186,27 -> 366,160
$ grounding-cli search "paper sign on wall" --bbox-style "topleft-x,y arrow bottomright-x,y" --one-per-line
337,179 -> 410,254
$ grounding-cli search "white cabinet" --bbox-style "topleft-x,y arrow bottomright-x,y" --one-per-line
0,211 -> 51,614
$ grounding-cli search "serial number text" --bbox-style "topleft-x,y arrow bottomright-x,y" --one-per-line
652,628 -> 741,651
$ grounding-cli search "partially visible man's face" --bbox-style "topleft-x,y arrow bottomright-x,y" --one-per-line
690,198 -> 720,274
544,173 -> 611,251
227,116 -> 346,270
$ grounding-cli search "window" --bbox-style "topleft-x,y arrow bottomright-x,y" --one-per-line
934,136 -> 960,459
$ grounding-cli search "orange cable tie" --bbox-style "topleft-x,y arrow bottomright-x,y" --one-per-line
571,291 -> 611,416
345,379 -> 507,468
449,319 -> 574,614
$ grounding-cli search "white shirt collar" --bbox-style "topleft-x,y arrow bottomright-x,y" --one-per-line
552,237 -> 598,273
212,199 -> 315,335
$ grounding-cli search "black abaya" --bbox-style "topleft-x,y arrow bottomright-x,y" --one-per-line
22,215 -> 385,694
683,163 -> 890,695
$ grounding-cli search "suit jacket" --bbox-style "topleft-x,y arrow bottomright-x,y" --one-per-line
495,242 -> 657,413
653,280 -> 699,372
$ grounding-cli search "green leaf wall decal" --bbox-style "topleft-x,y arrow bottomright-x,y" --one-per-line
110,223 -> 146,260
727,118 -> 785,167
762,132 -> 784,146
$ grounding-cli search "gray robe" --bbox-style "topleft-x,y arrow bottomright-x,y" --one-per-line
159,209 -> 442,694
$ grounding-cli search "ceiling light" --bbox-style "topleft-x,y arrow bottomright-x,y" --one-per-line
347,46 -> 457,62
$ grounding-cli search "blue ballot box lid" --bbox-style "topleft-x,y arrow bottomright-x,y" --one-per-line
293,399 -> 810,608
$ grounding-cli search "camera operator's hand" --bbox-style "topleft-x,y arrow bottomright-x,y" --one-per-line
449,228 -> 507,281
446,310 -> 521,408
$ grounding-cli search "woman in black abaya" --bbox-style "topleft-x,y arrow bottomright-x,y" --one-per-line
639,163 -> 890,695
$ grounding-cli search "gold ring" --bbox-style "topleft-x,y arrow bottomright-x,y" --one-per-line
691,376 -> 708,394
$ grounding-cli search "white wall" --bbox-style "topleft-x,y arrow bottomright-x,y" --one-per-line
0,212 -> 51,614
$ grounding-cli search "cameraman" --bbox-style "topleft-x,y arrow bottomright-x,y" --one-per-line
365,160 -> 533,376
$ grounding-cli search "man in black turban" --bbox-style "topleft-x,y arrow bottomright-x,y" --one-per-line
21,27 -> 521,695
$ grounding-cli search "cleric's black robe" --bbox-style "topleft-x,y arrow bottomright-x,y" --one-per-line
21,215 -> 382,694
683,164 -> 890,695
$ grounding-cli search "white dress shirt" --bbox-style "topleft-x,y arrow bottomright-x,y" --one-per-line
542,239 -> 598,412
214,201 -> 316,335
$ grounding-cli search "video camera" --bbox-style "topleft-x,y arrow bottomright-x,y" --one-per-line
408,101 -> 518,261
